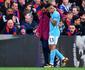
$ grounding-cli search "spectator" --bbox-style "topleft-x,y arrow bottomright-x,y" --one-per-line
80,0 -> 85,13
12,2 -> 20,20
73,16 -> 82,35
59,0 -> 72,14
2,8 -> 14,22
33,0 -> 42,18
18,0 -> 26,21
71,6 -> 80,17
80,12 -> 85,35
2,8 -> 14,32
20,26 -> 26,35
11,2 -> 20,29
1,19 -> 17,35
2,8 -> 20,29
1,0 -> 12,15
62,24 -> 78,36
21,13 -> 38,35
62,11 -> 73,34
24,3 -> 39,23
59,20 -> 65,34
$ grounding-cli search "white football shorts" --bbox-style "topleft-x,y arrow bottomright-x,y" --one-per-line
48,35 -> 59,45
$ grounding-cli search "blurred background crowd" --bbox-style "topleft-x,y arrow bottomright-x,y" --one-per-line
0,0 -> 85,36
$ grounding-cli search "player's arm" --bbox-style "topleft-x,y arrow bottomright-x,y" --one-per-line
50,18 -> 57,26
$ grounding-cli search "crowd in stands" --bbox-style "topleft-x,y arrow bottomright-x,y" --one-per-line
0,0 -> 85,36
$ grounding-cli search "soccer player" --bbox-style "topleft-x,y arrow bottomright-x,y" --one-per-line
47,5 -> 68,67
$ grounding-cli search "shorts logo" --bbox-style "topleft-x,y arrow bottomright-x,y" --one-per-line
50,37 -> 54,42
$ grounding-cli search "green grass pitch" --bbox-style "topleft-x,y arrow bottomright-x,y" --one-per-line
0,67 -> 85,70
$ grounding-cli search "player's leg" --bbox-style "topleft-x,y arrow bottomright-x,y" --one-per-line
55,37 -> 69,66
47,36 -> 58,67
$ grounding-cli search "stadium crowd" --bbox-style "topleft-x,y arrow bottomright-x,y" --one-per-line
0,0 -> 85,36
